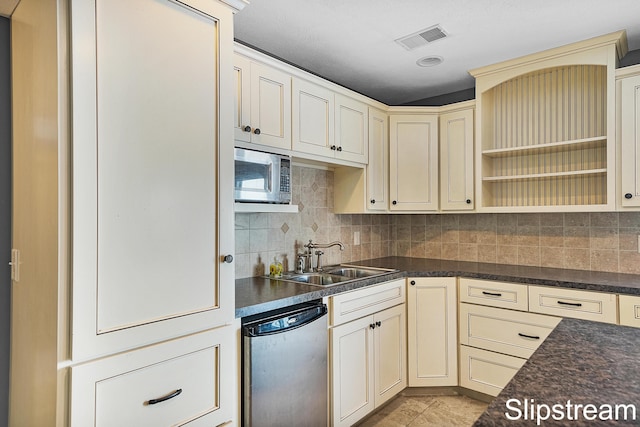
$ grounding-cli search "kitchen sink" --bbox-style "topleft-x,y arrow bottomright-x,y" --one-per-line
271,264 -> 398,287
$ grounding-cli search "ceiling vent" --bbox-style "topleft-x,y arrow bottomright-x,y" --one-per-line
395,25 -> 448,50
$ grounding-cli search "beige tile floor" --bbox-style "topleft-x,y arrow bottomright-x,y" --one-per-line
355,391 -> 488,427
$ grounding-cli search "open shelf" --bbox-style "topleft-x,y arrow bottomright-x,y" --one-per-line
479,64 -> 610,209
482,136 -> 606,158
483,168 -> 606,182
234,203 -> 299,213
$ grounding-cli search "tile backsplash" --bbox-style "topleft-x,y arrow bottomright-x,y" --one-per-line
235,165 -> 393,279
235,166 -> 640,278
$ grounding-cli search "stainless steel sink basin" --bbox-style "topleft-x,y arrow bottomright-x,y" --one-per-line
285,273 -> 349,286
325,266 -> 389,278
271,264 -> 397,287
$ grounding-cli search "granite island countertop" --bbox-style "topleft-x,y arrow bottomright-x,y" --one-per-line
473,318 -> 640,426
236,256 -> 640,318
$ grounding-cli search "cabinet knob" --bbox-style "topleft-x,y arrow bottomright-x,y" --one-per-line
466,199 -> 472,204
410,280 -> 416,286
369,323 -> 376,329
253,128 -> 261,135
330,145 -> 336,150
392,200 -> 397,205
336,146 -> 342,152
625,193 -> 633,199
375,321 -> 381,327
370,199 -> 376,204
222,254 -> 234,263
243,125 -> 251,132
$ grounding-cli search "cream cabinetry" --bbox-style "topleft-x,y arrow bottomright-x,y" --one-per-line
10,0 -> 239,425
233,53 -> 292,150
406,277 -> 458,387
70,327 -> 234,426
292,81 -> 368,163
439,105 -> 475,210
333,107 -> 388,213
459,278 -> 528,311
366,107 -> 390,211
471,31 -> 626,212
459,279 -> 544,397
528,286 -> 618,324
617,65 -> 640,208
389,114 -> 439,211
619,294 -> 640,327
329,281 -> 406,427
335,94 -> 369,163
459,346 -> 526,397
459,303 -> 560,359
292,78 -> 335,157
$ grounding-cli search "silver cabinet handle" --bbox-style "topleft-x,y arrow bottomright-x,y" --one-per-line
223,254 -> 234,263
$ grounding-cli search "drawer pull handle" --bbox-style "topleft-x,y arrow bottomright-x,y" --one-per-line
482,291 -> 502,297
557,300 -> 582,307
518,333 -> 540,340
147,389 -> 182,405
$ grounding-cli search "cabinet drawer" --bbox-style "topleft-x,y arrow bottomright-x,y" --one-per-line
459,278 -> 528,310
619,295 -> 640,328
71,327 -> 233,427
459,346 -> 526,397
459,303 -> 560,359
528,286 -> 617,324
329,279 -> 405,326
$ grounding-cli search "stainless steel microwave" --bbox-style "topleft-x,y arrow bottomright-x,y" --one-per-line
234,148 -> 292,204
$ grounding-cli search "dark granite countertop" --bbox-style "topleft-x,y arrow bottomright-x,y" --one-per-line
236,256 -> 640,318
474,318 -> 640,426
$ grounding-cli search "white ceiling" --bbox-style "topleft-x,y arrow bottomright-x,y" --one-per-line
234,0 -> 640,105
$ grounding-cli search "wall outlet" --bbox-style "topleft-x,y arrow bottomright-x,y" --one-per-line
354,231 -> 361,246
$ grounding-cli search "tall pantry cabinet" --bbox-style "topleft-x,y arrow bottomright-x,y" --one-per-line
10,0 -> 244,425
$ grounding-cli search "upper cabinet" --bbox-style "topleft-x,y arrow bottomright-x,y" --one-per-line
234,54 -> 292,150
292,80 -> 368,164
366,107 -> 389,211
334,107 -> 388,213
292,78 -> 335,156
471,31 -> 627,212
439,103 -> 475,211
617,65 -> 640,209
335,94 -> 369,164
389,113 -> 439,211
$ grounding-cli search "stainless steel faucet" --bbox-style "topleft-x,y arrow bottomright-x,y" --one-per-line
303,240 -> 345,271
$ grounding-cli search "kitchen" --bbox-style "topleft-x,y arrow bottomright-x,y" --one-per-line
4,0 -> 640,426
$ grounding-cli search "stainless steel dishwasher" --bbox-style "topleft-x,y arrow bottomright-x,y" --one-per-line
242,300 -> 328,427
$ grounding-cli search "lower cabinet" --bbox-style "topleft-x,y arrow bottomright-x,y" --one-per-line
619,294 -> 640,327
407,277 -> 458,386
459,346 -> 526,397
329,283 -> 406,427
70,325 -> 234,427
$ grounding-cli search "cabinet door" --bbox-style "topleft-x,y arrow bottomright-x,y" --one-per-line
233,54 -> 252,143
389,114 -> 439,211
367,107 -> 389,211
620,74 -> 640,207
331,316 -> 375,427
440,108 -> 474,210
292,78 -> 334,156
250,62 -> 292,150
373,304 -> 406,407
335,94 -> 368,163
71,0 -> 235,359
407,277 -> 458,386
